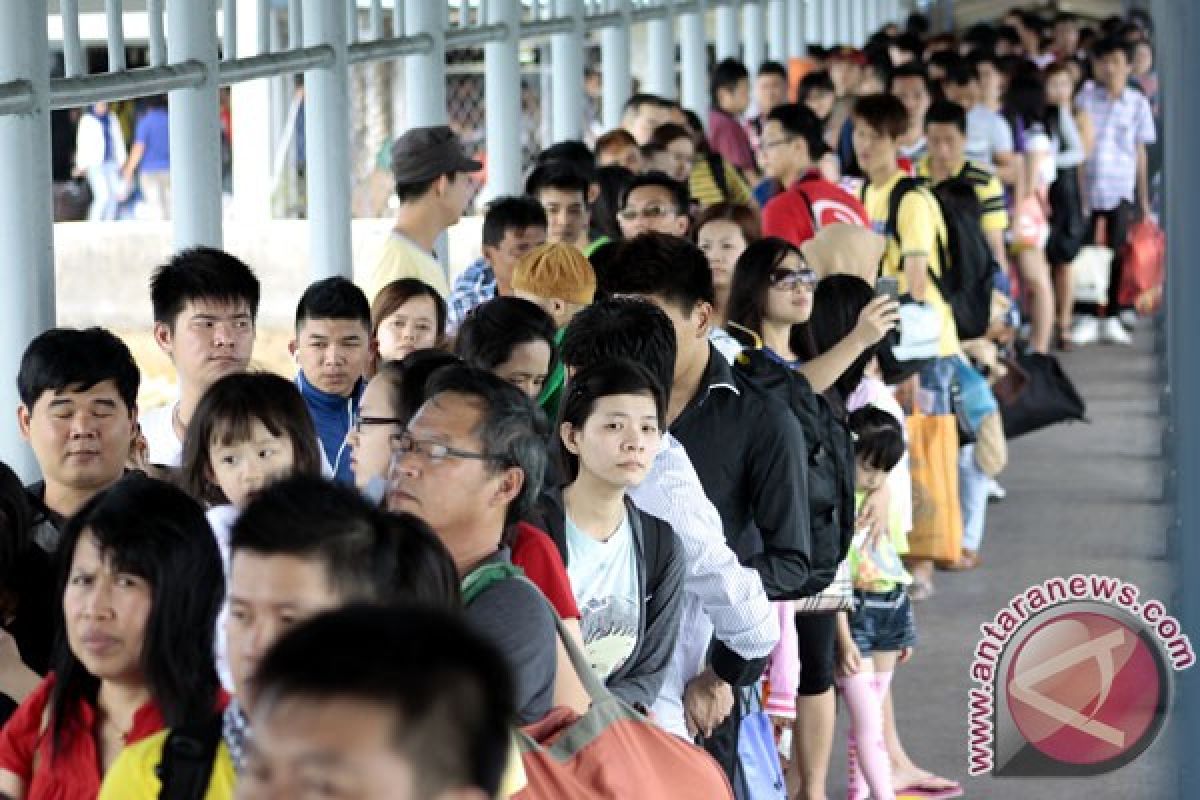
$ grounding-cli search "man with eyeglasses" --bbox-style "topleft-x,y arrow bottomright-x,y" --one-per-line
760,104 -> 869,248
617,171 -> 692,239
386,365 -> 560,725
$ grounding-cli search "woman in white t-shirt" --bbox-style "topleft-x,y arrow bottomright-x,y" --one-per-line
533,360 -> 684,713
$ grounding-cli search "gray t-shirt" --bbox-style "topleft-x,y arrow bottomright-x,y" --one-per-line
464,549 -> 558,724
965,105 -> 1014,169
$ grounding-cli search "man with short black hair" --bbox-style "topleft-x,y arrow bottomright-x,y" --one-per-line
447,195 -> 548,331
617,171 -> 691,239
889,63 -> 935,162
143,246 -> 260,468
364,125 -> 482,303
388,366 -> 560,724
290,277 -> 373,484
760,103 -> 869,248
746,60 -> 790,146
240,605 -> 515,800
525,162 -> 591,251
953,53 -> 1017,183
16,327 -> 139,552
708,58 -> 759,183
621,93 -> 677,146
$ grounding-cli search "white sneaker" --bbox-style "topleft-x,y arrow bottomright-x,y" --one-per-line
1071,315 -> 1099,346
1119,309 -> 1139,331
1101,316 -> 1133,345
987,478 -> 1007,502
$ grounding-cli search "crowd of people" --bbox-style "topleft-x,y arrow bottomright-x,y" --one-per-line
1,7 -> 1160,800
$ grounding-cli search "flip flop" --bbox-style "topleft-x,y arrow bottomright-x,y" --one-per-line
895,777 -> 964,800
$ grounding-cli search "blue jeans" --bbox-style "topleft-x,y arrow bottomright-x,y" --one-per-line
958,443 -> 989,552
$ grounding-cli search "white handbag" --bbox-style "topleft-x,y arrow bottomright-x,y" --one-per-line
891,301 -> 943,362
1070,244 -> 1114,305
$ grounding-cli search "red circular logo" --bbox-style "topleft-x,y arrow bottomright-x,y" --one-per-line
1005,611 -> 1164,766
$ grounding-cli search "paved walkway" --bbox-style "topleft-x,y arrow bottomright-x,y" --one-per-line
828,325 -> 1175,799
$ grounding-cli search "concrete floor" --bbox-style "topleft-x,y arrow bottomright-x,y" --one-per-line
827,325 -> 1178,799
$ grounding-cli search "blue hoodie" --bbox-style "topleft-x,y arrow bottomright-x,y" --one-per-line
296,371 -> 363,485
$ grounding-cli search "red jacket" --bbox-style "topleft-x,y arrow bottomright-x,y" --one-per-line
762,169 -> 869,248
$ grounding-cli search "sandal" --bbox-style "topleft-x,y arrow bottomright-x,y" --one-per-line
907,579 -> 935,603
1055,323 -> 1074,352
941,549 -> 982,572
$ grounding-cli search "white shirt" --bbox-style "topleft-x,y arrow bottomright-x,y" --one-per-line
566,511 -> 640,681
139,403 -> 183,468
207,504 -> 239,694
629,432 -> 778,739
965,105 -> 1014,170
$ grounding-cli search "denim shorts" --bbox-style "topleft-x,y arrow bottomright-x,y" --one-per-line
848,587 -> 917,656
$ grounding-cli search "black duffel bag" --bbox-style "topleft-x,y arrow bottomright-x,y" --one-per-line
998,350 -> 1087,439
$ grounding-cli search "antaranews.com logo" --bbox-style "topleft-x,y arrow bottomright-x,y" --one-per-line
968,574 -> 1193,777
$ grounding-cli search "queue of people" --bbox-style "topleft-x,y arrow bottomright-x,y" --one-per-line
0,6 -> 1159,800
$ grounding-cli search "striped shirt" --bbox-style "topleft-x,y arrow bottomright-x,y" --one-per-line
689,156 -> 757,210
446,257 -> 497,332
630,432 -> 778,739
1077,82 -> 1156,212
916,157 -> 1010,233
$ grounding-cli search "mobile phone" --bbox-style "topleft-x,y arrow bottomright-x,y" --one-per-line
876,276 -> 901,340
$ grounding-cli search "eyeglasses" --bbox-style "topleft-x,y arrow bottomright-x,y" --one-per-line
352,412 -> 404,433
618,205 -> 678,222
759,136 -> 796,152
391,431 -> 493,465
769,267 -> 819,291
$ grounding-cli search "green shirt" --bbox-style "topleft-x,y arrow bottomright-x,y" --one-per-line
848,490 -> 912,592
537,328 -> 567,420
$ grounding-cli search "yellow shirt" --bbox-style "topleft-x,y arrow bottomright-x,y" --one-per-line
915,157 -> 1010,233
861,170 -> 959,356
362,232 -> 451,306
689,158 -> 757,210
98,730 -> 236,800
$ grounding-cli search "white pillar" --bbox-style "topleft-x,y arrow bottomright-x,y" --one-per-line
837,0 -> 852,45
0,0 -> 54,481
715,0 -> 739,63
602,0 -> 632,130
679,0 -> 707,119
301,0 -> 352,279
850,0 -> 865,46
551,0 -> 585,142
167,0 -> 223,249
767,0 -> 787,62
644,3 -> 676,100
787,0 -> 806,59
485,0 -> 522,197
404,0 -> 446,127
232,0 -> 273,218
743,0 -> 765,77
821,0 -> 836,45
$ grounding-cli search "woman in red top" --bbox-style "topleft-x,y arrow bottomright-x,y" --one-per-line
0,475 -> 226,800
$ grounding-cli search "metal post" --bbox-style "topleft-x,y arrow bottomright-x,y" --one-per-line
148,0 -> 167,66
301,0 -> 352,280
822,0 -> 836,45
404,0 -> 446,127
167,0 -> 223,249
223,0 -> 237,60
644,0 -> 676,100
743,0 -> 765,77
767,0 -> 787,62
62,0 -> 85,77
231,0 -> 274,219
679,0 -> 707,120
551,0 -> 585,142
601,0 -> 632,130
837,0 -> 852,45
0,0 -> 54,481
715,0 -> 739,62
787,0 -> 806,59
850,0 -> 864,46
106,0 -> 126,72
485,0 -> 522,197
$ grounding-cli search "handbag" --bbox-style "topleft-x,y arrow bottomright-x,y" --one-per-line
1013,193 -> 1050,250
1070,245 -> 1115,305
794,556 -> 854,614
989,354 -> 1030,407
891,301 -> 943,362
1118,216 -> 1166,313
997,350 -> 1087,440
737,686 -> 788,800
905,406 -> 963,564
514,596 -> 734,800
951,357 -> 999,434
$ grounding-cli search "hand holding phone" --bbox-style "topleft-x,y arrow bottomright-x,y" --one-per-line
875,276 -> 902,340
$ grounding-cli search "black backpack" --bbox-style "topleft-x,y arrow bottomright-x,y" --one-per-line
733,349 -> 856,597
155,712 -> 223,800
869,175 -> 998,341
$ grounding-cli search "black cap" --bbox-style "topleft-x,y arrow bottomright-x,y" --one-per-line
390,125 -> 482,184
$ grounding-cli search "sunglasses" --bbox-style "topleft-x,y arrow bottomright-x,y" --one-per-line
768,267 -> 819,290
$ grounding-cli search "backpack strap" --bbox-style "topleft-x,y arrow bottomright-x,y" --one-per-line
461,560 -> 525,606
885,176 -> 953,298
156,712 -> 223,800
794,181 -> 819,234
706,152 -> 731,201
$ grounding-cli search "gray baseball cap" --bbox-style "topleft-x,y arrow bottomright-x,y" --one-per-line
390,125 -> 482,184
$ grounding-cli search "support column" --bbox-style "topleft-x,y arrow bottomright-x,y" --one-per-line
301,0 -> 351,279
743,0 -> 765,77
0,0 -> 54,481
644,1 -> 676,100
551,0 -> 585,142
167,0 -> 223,249
850,0 -> 865,46
602,0 -> 632,130
404,0 -> 446,127
821,0 -> 836,46
767,0 -> 787,63
837,0 -> 852,46
679,0 -> 707,119
232,0 -> 273,219
715,0 -> 739,63
485,0 -> 522,197
787,0 -> 806,59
